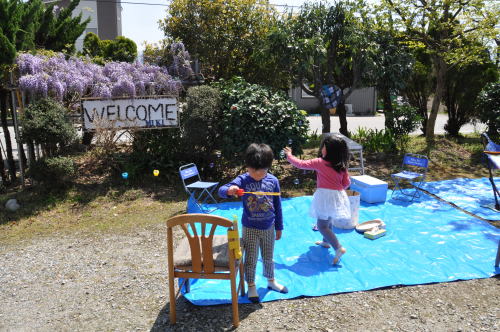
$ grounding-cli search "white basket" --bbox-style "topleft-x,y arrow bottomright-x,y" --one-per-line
333,190 -> 360,229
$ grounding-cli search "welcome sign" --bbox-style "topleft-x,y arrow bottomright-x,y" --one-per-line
81,95 -> 178,130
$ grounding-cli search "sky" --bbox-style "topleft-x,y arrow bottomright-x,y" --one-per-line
121,0 -> 309,52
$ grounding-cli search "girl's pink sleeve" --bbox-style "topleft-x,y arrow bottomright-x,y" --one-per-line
342,170 -> 351,189
286,154 -> 322,170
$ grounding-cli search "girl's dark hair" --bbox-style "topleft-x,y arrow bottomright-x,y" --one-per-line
318,135 -> 349,172
245,143 -> 274,169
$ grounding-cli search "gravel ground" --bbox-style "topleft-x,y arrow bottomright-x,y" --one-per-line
0,222 -> 498,332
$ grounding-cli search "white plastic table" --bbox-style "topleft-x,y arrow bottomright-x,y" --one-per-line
328,132 -> 365,174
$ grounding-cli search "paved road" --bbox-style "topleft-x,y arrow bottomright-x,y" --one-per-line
0,113 -> 488,163
307,113 -> 486,135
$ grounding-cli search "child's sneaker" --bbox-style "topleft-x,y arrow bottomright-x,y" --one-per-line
247,284 -> 260,303
314,240 -> 331,248
267,279 -> 288,294
333,247 -> 346,265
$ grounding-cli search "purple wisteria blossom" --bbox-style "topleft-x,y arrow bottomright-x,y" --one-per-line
169,42 -> 193,79
16,52 -> 184,103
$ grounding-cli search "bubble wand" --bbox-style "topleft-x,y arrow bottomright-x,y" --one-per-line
236,189 -> 280,196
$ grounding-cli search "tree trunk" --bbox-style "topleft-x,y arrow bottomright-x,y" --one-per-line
320,105 -> 330,133
0,90 -> 16,181
381,89 -> 393,129
426,57 -> 446,142
338,103 -> 348,136
8,104 -> 27,167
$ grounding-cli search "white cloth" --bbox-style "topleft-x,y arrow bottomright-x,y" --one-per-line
309,188 -> 351,221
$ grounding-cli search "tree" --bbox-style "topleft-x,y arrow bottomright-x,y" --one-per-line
264,0 -> 375,135
34,0 -> 90,53
475,81 -> 500,140
160,0 -> 278,83
0,0 -> 89,183
0,0 -> 44,182
444,50 -> 498,136
82,33 -> 137,63
367,9 -> 414,128
400,47 -> 434,135
382,0 -> 499,141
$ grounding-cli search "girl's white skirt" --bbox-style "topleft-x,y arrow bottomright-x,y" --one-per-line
309,188 -> 351,221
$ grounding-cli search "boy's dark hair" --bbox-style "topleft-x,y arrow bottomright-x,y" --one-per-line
318,135 -> 349,172
245,143 -> 274,169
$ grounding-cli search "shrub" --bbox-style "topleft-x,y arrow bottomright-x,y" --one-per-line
21,98 -> 77,157
82,33 -> 137,63
27,156 -> 75,185
385,103 -> 422,150
213,77 -> 309,160
352,127 -> 396,153
475,82 -> 500,140
183,86 -> 222,157
129,127 -> 186,180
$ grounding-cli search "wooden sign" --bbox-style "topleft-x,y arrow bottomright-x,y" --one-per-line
81,95 -> 178,130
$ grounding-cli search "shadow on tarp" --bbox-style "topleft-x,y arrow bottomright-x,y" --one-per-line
183,187 -> 499,306
421,177 -> 500,220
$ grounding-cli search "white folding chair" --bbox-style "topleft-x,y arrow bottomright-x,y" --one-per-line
391,153 -> 429,201
179,163 -> 219,213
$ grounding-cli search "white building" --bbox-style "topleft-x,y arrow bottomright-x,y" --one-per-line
43,0 -> 122,51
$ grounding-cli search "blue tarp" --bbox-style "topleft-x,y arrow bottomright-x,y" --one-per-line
184,185 -> 499,306
421,177 -> 500,220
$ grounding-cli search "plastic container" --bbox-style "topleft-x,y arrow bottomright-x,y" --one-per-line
350,175 -> 388,203
333,190 -> 360,229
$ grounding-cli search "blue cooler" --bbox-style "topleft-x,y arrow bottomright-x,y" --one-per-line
349,175 -> 388,203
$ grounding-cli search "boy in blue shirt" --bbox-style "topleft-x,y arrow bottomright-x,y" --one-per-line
219,143 -> 288,303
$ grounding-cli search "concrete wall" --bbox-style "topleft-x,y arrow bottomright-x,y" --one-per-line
290,86 -> 377,115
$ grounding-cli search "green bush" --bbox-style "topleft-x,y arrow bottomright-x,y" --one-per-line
82,33 -> 137,63
128,86 -> 221,179
130,127 -> 186,180
213,77 -> 309,160
352,127 -> 396,153
27,156 -> 75,185
476,81 -> 500,140
21,98 -> 77,157
385,103 -> 422,150
183,86 -> 222,156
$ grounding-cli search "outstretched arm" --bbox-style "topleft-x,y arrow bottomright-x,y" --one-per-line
284,147 -> 321,170
218,176 -> 243,198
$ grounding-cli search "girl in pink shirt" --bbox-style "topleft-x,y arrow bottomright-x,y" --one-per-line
284,135 -> 350,265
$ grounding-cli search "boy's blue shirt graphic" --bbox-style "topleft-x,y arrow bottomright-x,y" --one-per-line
219,173 -> 283,231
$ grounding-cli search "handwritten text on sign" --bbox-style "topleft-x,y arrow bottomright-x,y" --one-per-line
82,96 -> 178,130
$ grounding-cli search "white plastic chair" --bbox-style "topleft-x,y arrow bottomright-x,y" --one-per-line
179,163 -> 219,213
391,153 -> 429,201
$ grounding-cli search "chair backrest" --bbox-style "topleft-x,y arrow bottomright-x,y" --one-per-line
179,163 -> 202,188
166,214 -> 239,274
402,153 -> 429,174
482,133 -> 500,152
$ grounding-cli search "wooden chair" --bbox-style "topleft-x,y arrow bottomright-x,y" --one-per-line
166,214 -> 245,327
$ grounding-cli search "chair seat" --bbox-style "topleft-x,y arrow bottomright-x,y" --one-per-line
392,171 -> 423,180
174,235 -> 230,268
186,181 -> 219,189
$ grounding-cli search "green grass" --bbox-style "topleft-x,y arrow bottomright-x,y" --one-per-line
0,183 -> 186,244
